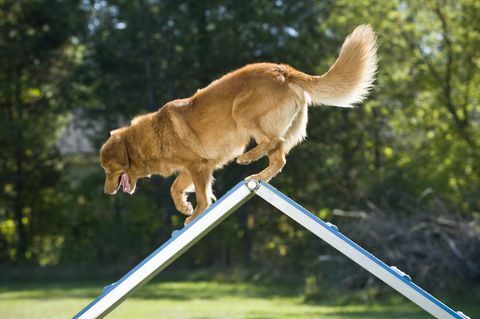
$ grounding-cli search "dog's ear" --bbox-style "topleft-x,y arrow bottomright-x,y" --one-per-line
115,137 -> 129,168
101,136 -> 129,168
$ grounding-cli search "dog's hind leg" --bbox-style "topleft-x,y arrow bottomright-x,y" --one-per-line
170,170 -> 195,216
233,94 -> 297,165
247,102 -> 308,182
247,143 -> 287,182
236,132 -> 283,165
282,103 -> 308,153
234,113 -> 285,165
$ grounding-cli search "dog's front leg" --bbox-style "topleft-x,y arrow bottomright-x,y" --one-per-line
184,164 -> 213,226
170,170 -> 195,216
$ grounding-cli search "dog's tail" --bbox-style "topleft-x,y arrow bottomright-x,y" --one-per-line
295,25 -> 377,108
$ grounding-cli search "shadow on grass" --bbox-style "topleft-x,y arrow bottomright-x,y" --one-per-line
244,308 -> 421,319
0,280 -> 300,301
323,311 -> 419,318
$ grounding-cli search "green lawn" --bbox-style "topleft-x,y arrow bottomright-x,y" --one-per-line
0,281 -> 477,319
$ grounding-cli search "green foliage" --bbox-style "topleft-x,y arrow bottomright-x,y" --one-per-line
318,0 -> 480,212
0,0 -> 87,262
0,0 -> 478,294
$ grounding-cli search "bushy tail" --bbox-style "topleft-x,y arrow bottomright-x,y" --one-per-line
296,25 -> 378,108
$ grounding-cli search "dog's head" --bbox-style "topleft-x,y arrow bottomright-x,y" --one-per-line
100,129 -> 138,195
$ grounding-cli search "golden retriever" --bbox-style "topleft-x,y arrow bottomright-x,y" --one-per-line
100,25 -> 377,225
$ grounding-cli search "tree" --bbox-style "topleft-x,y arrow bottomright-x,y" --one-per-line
0,0 -> 86,262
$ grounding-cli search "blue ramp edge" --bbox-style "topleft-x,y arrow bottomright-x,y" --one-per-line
72,181 -> 246,319
259,181 -> 465,319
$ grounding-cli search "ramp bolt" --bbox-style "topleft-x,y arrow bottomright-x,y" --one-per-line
390,266 -> 412,281
325,222 -> 339,231
456,311 -> 471,319
245,179 -> 260,191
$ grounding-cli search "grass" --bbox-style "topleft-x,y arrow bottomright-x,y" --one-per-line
0,280 -> 478,319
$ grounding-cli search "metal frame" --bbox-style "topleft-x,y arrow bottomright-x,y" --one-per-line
73,181 -> 254,319
73,180 -> 470,319
255,182 -> 469,319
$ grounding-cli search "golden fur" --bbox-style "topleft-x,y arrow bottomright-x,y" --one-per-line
100,25 -> 378,225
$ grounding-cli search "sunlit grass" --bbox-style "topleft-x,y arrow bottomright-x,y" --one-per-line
0,281 -> 477,319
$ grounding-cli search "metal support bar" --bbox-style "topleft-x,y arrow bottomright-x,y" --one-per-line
72,179 -> 470,319
255,181 -> 468,319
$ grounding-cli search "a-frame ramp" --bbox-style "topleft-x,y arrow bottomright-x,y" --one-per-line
73,180 -> 470,319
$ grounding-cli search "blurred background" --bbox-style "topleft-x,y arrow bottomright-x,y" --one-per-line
0,0 -> 479,318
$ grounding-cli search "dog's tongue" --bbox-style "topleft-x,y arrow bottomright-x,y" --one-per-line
120,173 -> 131,193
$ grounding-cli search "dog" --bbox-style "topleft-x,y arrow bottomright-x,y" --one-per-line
100,25 -> 377,225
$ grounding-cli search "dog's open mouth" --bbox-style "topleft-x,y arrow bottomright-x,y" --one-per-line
119,172 -> 132,194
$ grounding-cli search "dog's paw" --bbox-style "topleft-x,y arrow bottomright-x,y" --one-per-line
184,215 -> 194,226
236,155 -> 252,165
178,202 -> 194,216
